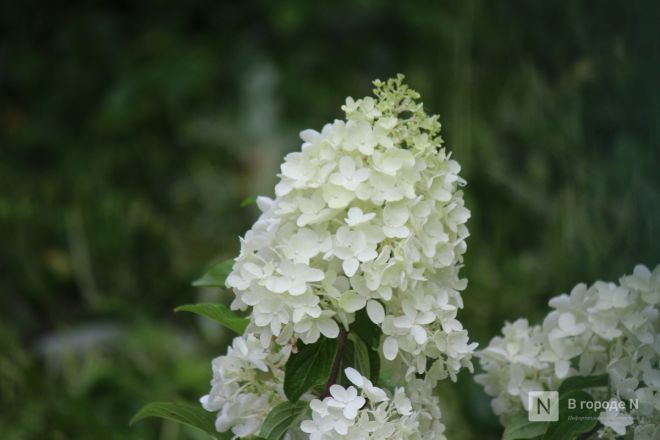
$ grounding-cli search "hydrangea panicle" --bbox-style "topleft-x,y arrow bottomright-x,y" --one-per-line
476,264 -> 660,439
202,75 -> 475,439
226,75 -> 476,380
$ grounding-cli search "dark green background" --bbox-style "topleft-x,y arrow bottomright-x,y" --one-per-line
2,1 -> 658,438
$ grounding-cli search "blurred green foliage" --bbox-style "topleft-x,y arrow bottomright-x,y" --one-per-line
1,1 -> 658,439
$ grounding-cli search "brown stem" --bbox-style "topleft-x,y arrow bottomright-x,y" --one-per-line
322,327 -> 348,398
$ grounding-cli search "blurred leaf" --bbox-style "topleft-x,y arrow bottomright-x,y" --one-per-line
193,260 -> 234,288
543,391 -> 598,440
259,401 -> 308,440
130,402 -> 223,439
175,303 -> 248,334
502,413 -> 548,440
284,336 -> 338,402
558,374 -> 608,394
240,196 -> 257,207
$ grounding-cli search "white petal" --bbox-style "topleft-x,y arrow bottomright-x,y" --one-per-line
382,202 -> 409,227
411,325 -> 427,344
345,367 -> 364,387
310,399 -> 325,413
300,129 -> 320,142
555,359 -> 570,379
304,266 -> 326,282
339,291 -> 367,313
318,318 -> 340,338
292,308 -> 306,323
339,156 -> 355,177
342,258 -> 360,277
266,276 -> 290,293
558,313 -> 576,332
366,300 -> 385,324
346,207 -> 362,224
366,386 -> 389,403
333,419 -> 349,435
393,315 -> 413,329
329,384 -> 346,400
289,280 -> 308,296
383,336 -> 399,360
343,396 -> 365,419
417,311 -> 436,325
300,420 -> 316,434
353,168 -> 370,183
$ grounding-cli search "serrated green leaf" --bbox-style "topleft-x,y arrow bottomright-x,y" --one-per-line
130,402 -> 220,439
193,259 -> 233,287
240,196 -> 257,207
544,390 -> 598,440
284,336 -> 338,402
502,413 -> 549,440
259,401 -> 308,440
175,303 -> 248,334
558,374 -> 608,394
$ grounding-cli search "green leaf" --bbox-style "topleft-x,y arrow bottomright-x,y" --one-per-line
130,402 -> 221,439
349,334 -> 371,377
240,196 -> 257,207
259,401 -> 309,440
175,303 -> 248,334
193,259 -> 233,287
341,334 -> 380,385
284,336 -> 338,402
341,338 -> 355,380
350,309 -> 382,348
502,413 -> 549,440
558,374 -> 608,394
544,390 -> 598,440
367,345 -> 381,385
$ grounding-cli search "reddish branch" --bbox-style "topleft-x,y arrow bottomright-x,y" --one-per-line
322,327 -> 348,398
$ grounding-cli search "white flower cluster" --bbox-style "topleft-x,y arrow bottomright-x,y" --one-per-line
476,264 -> 660,439
200,335 -> 290,438
227,75 -> 476,380
299,367 -> 446,440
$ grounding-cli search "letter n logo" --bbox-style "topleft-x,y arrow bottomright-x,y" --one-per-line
528,391 -> 559,422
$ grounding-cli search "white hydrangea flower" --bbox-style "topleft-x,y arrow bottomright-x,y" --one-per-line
200,334 -> 290,438
298,368 -> 446,440
598,398 -> 634,436
476,264 -> 660,438
226,75 -> 476,379
345,367 -> 388,403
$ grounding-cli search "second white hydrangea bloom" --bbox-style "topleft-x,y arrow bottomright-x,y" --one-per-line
476,264 -> 660,439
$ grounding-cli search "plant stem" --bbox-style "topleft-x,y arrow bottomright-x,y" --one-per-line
322,327 -> 347,398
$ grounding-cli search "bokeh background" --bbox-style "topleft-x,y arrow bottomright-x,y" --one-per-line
2,1 -> 659,439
